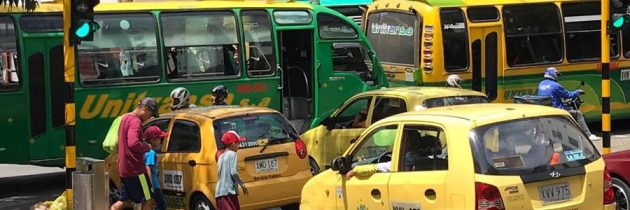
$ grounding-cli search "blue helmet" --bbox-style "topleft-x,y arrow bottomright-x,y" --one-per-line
544,67 -> 561,80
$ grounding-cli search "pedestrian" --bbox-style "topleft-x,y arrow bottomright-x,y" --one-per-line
170,87 -> 197,111
211,85 -> 229,105
144,126 -> 167,210
215,131 -> 248,210
111,97 -> 161,210
537,67 -> 600,141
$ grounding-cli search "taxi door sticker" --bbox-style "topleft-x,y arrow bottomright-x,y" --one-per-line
163,170 -> 184,192
392,202 -> 421,210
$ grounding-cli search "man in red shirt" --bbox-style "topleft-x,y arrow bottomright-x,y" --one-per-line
111,98 -> 161,210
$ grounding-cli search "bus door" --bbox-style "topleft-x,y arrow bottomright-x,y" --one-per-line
20,15 -> 66,161
469,24 -> 501,101
277,29 -> 315,133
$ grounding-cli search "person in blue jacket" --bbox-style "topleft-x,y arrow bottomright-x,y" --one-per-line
537,67 -> 600,141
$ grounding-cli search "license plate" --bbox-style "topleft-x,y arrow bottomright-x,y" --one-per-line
255,158 -> 278,173
538,182 -> 572,204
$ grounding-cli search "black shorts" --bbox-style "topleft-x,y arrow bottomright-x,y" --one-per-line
119,174 -> 153,203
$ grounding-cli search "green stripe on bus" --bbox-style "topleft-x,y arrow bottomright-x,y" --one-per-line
426,0 -> 464,7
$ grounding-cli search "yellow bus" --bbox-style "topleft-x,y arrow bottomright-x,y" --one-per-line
364,0 -> 630,121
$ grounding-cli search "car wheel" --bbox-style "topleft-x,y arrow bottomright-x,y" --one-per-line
309,157 -> 320,175
191,194 -> 214,210
613,177 -> 630,210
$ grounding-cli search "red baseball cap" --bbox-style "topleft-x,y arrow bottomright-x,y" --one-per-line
221,130 -> 246,145
145,126 -> 167,140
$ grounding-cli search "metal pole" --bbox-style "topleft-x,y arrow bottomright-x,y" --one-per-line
602,0 -> 612,155
63,0 -> 76,208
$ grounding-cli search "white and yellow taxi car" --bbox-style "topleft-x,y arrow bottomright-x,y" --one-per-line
302,86 -> 488,172
301,103 -> 615,210
107,106 -> 311,210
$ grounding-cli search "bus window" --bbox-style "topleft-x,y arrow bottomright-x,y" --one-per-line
242,11 -> 275,77
161,11 -> 240,81
624,28 -> 630,58
20,14 -> 63,32
0,16 -> 19,90
366,11 -> 417,65
273,10 -> 312,25
467,6 -> 499,22
563,2 -> 619,62
503,4 -> 563,66
440,8 -> 468,71
332,43 -> 372,75
77,14 -> 160,86
318,14 -> 358,39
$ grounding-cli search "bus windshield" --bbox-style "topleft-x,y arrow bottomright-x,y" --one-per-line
77,14 -> 160,86
366,11 -> 418,65
162,12 -> 240,80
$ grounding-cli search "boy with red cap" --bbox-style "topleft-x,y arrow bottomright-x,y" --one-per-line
144,126 -> 168,210
215,131 -> 248,210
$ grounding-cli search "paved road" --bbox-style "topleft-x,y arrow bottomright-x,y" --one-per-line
1,119 -> 629,209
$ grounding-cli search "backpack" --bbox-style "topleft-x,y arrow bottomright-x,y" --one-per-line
102,115 -> 123,153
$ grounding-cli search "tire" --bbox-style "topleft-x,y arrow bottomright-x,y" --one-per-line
190,194 -> 214,210
613,177 -> 630,210
309,157 -> 320,175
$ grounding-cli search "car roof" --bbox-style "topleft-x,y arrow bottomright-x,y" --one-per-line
355,86 -> 487,99
378,103 -> 570,127
159,106 -> 277,121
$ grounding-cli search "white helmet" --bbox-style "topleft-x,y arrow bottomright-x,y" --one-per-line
446,74 -> 463,88
170,87 -> 191,110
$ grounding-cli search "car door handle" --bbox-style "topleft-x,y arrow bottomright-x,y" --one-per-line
188,160 -> 196,167
371,189 -> 382,200
425,189 -> 436,200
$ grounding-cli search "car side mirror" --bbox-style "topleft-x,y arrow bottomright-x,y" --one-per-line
331,156 -> 349,174
321,117 -> 336,130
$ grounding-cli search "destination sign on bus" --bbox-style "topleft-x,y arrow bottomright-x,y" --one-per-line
369,23 -> 413,36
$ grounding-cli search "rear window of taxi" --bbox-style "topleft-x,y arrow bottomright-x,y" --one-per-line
213,113 -> 299,149
469,116 -> 600,175
423,95 -> 488,108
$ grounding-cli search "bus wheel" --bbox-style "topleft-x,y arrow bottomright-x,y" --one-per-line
191,194 -> 214,210
613,177 -> 630,210
309,157 -> 320,175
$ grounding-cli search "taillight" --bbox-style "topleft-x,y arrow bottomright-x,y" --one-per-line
295,138 -> 307,159
422,25 -> 434,71
604,168 -> 615,205
476,182 -> 505,210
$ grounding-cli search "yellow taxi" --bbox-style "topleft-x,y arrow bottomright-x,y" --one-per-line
106,106 -> 311,209
301,103 -> 615,210
302,86 -> 488,172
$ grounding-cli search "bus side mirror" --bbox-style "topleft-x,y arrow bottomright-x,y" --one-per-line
331,156 -> 349,174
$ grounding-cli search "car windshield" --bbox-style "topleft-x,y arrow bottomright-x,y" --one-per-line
213,113 -> 298,149
469,116 -> 599,175
423,96 -> 489,108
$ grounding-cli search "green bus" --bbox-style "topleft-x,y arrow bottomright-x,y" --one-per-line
0,1 -> 388,165
297,0 -> 373,26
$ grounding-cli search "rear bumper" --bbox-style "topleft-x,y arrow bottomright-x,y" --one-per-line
240,170 -> 312,209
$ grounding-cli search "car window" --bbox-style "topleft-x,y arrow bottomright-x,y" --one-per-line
351,125 -> 398,168
144,119 -> 171,152
423,95 -> 489,108
399,125 -> 448,172
470,116 -> 599,175
213,113 -> 298,149
167,120 -> 201,153
333,97 -> 372,129
371,97 -> 407,123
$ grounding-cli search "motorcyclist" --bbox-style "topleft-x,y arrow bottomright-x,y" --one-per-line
537,67 -> 600,141
211,85 -> 229,105
446,74 -> 463,88
170,87 -> 196,111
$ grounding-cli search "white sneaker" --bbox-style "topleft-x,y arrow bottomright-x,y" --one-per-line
588,134 -> 601,141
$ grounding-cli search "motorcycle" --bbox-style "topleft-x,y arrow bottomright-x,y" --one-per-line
513,81 -> 585,112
